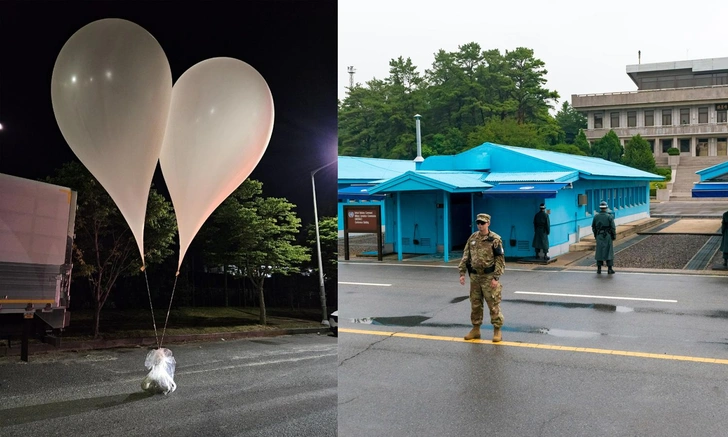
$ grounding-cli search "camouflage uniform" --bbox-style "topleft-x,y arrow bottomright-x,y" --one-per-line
458,220 -> 506,329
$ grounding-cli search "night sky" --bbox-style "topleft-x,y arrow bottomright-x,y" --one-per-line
0,0 -> 338,228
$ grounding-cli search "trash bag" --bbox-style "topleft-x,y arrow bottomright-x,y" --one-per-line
141,347 -> 177,395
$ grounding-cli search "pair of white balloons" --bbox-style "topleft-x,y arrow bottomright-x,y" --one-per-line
50,18 -> 275,271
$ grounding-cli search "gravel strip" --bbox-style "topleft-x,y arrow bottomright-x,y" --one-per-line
613,234 -> 711,270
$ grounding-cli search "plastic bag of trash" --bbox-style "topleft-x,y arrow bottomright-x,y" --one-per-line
141,347 -> 177,395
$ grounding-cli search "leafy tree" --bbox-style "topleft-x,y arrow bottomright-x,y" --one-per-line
503,47 -> 560,124
555,101 -> 587,144
305,216 -> 338,285
199,179 -> 310,325
422,128 -> 467,157
574,129 -> 591,155
590,130 -> 623,163
46,161 -> 176,338
542,143 -> 587,156
338,43 -> 562,159
467,118 -> 543,148
622,134 -> 657,173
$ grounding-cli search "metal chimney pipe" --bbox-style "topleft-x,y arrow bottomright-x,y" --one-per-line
414,114 -> 424,167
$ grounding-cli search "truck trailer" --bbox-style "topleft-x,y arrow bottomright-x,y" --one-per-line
0,172 -> 77,354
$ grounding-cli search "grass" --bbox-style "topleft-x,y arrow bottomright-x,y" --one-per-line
60,306 -> 326,341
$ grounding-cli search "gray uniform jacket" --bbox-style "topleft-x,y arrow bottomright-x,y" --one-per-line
591,211 -> 615,261
532,210 -> 550,251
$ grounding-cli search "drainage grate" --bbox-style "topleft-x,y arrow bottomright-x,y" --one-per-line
684,235 -> 721,270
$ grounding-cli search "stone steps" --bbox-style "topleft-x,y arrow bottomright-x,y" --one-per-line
569,217 -> 663,252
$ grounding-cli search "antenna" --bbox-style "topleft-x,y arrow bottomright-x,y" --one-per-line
347,66 -> 356,89
638,50 -> 641,64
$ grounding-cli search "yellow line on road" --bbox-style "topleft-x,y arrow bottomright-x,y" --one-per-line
340,328 -> 728,365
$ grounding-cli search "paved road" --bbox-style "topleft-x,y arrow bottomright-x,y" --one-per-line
338,263 -> 728,436
1,334 -> 337,437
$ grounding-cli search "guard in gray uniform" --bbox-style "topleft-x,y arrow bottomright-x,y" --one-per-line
591,201 -> 616,274
532,203 -> 550,260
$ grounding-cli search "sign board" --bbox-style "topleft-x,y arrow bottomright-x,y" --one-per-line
345,206 -> 380,232
716,103 -> 728,111
343,205 -> 382,261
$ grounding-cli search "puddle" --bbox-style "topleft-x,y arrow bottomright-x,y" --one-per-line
507,325 -> 603,338
507,299 -> 633,313
450,296 -> 469,304
349,315 -> 430,327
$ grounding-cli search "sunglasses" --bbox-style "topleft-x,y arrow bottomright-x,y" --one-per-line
476,221 -> 488,225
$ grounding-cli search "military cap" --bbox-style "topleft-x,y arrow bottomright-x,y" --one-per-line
476,213 -> 491,222
539,203 -> 545,209
599,201 -> 608,209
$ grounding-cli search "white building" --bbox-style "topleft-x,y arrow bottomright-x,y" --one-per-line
572,57 -> 728,159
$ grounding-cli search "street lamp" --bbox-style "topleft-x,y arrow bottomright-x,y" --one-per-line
312,160 -> 336,326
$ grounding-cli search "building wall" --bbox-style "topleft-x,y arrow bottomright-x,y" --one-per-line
572,85 -> 728,158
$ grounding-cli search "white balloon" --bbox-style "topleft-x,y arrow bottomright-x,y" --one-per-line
51,18 -> 173,263
159,57 -> 274,270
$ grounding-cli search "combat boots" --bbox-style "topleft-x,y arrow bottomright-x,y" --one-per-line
493,327 -> 502,342
608,267 -> 615,274
597,265 -> 602,274
464,325 -> 481,340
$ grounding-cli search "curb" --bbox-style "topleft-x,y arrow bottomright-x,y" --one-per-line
1,327 -> 331,358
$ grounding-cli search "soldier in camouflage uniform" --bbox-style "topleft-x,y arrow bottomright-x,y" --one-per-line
591,201 -> 616,274
458,213 -> 506,342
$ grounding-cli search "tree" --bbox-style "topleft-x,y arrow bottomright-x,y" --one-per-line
503,47 -> 560,124
305,216 -> 338,286
591,130 -> 623,163
622,134 -> 657,172
46,161 -> 176,338
555,101 -> 587,144
199,179 -> 310,325
574,129 -> 591,155
467,118 -> 543,148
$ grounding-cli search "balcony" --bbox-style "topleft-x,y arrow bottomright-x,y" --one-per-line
572,85 -> 728,109
585,123 -> 728,140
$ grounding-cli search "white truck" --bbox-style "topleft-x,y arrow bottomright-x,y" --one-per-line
0,172 -> 77,352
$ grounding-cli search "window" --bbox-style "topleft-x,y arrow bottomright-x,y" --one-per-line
697,139 -> 708,156
679,108 -> 690,125
718,110 -> 727,123
594,112 -> 603,129
644,110 -> 654,126
718,138 -> 727,156
627,111 -> 636,127
611,112 -> 620,128
586,189 -> 593,214
661,139 -> 672,153
699,107 -> 708,124
647,139 -> 655,153
662,109 -> 672,126
680,138 -> 690,153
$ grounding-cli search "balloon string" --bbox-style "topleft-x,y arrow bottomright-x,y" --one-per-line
159,271 -> 180,348
143,268 -> 161,349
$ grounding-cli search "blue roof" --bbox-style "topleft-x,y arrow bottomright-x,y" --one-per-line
696,161 -> 728,182
338,156 -> 414,182
493,144 -> 663,180
369,171 -> 492,194
484,171 -> 578,183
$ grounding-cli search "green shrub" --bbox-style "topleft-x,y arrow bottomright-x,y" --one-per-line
667,147 -> 680,156
654,167 -> 672,181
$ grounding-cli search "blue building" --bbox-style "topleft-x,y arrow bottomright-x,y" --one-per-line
338,142 -> 664,262
692,161 -> 728,197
